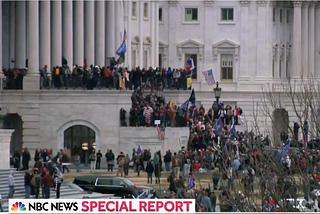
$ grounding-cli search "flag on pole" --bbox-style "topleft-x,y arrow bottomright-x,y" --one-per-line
136,145 -> 143,155
187,55 -> 195,71
202,69 -> 215,85
115,29 -> 127,66
214,117 -> 224,135
189,89 -> 196,105
157,126 -> 165,140
277,141 -> 291,163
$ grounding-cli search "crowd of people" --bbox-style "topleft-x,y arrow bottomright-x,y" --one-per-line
2,57 -> 193,90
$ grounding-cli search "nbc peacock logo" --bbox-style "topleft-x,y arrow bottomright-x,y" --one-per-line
11,202 -> 26,211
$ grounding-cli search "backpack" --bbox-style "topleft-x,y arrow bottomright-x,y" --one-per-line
55,68 -> 60,75
118,158 -> 125,167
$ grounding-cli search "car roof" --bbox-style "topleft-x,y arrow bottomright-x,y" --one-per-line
74,175 -> 128,182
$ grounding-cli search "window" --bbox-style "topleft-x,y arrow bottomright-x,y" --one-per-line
132,2 -> 136,18
221,54 -> 233,80
144,3 -> 148,18
286,60 -> 289,78
159,8 -> 163,22
185,8 -> 198,22
286,10 -> 289,23
97,179 -> 112,186
272,59 -> 275,78
279,60 -> 282,78
113,179 -> 127,186
143,51 -> 148,68
273,8 -> 276,22
221,8 -> 234,21
280,9 -> 283,23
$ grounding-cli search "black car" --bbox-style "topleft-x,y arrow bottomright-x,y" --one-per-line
73,176 -> 154,198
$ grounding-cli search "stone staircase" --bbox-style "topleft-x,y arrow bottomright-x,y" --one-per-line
0,169 -> 117,212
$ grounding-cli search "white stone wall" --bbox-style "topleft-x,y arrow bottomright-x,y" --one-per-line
0,89 -> 305,154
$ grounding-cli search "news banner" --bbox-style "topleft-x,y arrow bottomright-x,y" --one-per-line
8,199 -> 195,213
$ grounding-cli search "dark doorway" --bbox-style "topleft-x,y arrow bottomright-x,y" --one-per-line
184,54 -> 197,79
3,114 -> 23,153
64,125 -> 96,163
272,108 -> 289,146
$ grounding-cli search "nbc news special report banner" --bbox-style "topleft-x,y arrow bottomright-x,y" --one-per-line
8,199 -> 195,213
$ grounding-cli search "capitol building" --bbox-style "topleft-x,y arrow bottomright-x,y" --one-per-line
0,0 -> 319,158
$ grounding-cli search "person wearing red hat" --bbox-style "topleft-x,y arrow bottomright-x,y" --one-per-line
96,150 -> 102,170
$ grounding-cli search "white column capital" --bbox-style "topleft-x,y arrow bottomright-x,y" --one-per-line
293,1 -> 303,7
302,2 -> 310,8
309,2 -> 317,9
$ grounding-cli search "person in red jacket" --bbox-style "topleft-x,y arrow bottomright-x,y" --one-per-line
193,161 -> 200,172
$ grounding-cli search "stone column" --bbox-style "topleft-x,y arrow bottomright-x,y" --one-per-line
24,0 -> 40,90
106,1 -> 115,63
0,130 -> 14,169
308,2 -> 316,78
139,1 -> 144,67
150,2 -> 155,67
40,1 -> 51,69
0,0 -> 2,81
203,1 -> 214,82
124,1 -> 130,68
239,1 -> 250,81
74,0 -> 84,66
168,2 -> 178,69
95,1 -> 105,66
62,1 -> 73,67
85,1 -> 95,66
292,1 -> 302,78
51,1 -> 62,67
256,1 -> 268,80
10,2 -> 15,69
155,1 -> 160,67
15,1 -> 26,68
302,2 -> 309,77
316,3 -> 320,78
115,1 -> 122,52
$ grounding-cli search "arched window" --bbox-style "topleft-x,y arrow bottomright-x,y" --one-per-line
64,125 -> 96,161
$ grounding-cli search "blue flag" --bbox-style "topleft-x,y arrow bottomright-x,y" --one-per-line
230,125 -> 237,138
188,175 -> 195,189
179,100 -> 189,116
189,89 -> 196,105
116,40 -> 127,56
214,117 -> 224,135
136,145 -> 143,156
277,141 -> 291,163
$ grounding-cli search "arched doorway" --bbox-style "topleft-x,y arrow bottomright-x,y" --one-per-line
272,108 -> 289,146
64,125 -> 96,163
2,114 -> 23,153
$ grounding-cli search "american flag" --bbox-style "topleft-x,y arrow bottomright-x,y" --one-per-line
157,126 -> 165,140
202,69 -> 215,85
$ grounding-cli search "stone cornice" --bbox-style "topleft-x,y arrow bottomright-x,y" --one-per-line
169,0 -> 178,6
204,0 -> 214,7
292,1 -> 303,7
240,1 -> 250,7
257,1 -> 267,7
